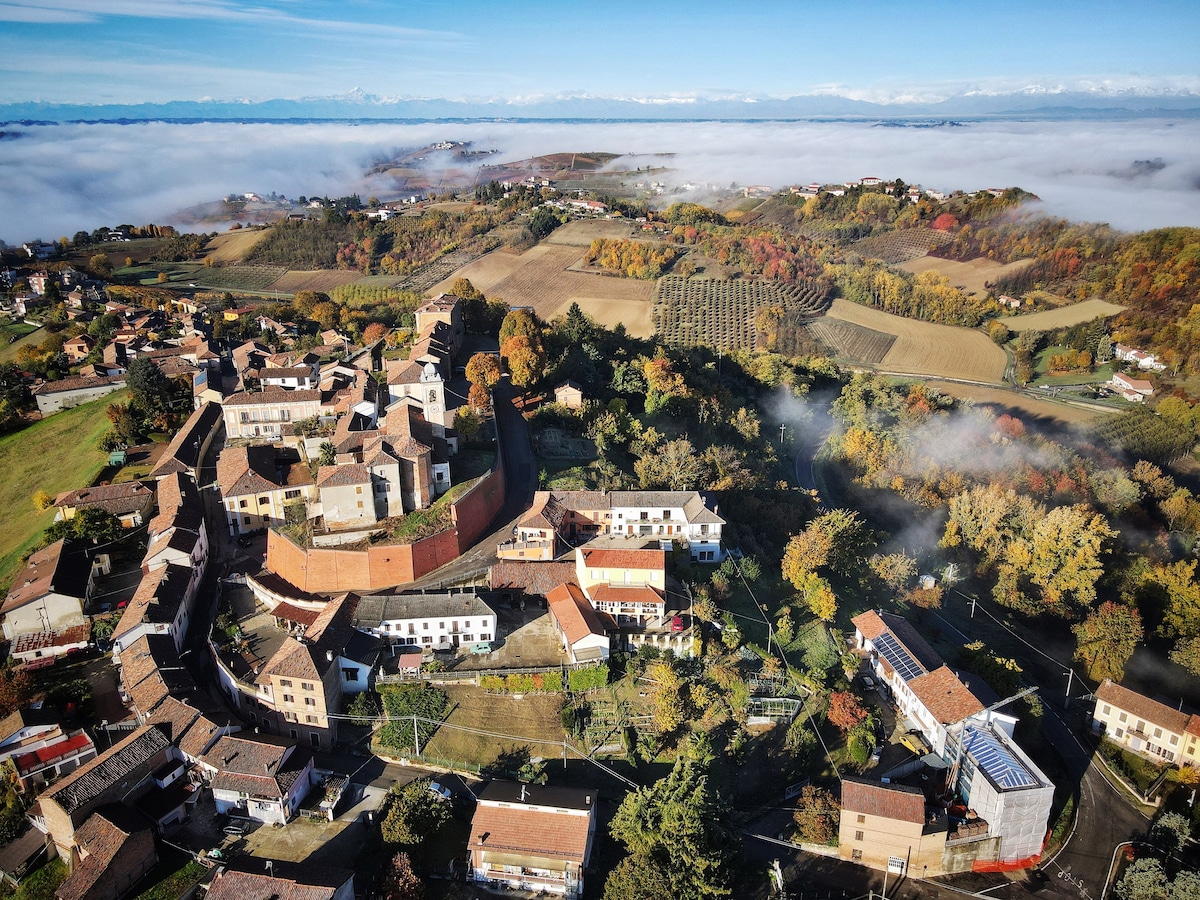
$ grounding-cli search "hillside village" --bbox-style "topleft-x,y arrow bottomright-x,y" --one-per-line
0,179 -> 1200,900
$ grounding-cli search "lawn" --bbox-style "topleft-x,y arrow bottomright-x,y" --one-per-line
0,391 -> 126,591
1031,345 -> 1115,386
0,322 -> 44,365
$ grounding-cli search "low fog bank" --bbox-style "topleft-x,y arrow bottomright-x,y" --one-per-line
2,118 -> 1198,244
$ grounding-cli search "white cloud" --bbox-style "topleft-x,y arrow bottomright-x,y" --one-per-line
0,119 -> 1198,245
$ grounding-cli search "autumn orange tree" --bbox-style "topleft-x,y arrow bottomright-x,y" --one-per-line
826,691 -> 868,733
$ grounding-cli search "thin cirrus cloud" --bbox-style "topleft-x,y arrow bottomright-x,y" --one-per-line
0,0 -> 456,39
0,119 -> 1198,245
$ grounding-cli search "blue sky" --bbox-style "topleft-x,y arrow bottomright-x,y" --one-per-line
1,0 -> 1198,104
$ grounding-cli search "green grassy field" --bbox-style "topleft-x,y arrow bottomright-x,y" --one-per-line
0,391 -> 126,591
0,321 -> 44,365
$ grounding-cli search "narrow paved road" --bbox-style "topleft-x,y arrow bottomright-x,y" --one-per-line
410,377 -> 537,588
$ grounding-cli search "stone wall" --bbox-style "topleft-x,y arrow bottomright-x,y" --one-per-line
265,463 -> 506,593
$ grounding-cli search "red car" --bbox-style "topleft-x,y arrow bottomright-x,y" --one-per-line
670,615 -> 685,632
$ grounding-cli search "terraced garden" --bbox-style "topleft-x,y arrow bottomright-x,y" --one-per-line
850,228 -> 952,264
652,276 -> 831,351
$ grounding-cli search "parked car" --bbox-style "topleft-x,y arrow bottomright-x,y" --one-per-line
430,782 -> 452,800
860,674 -> 876,690
222,823 -> 247,836
670,615 -> 686,632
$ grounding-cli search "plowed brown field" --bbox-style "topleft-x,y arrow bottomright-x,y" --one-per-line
825,299 -> 1006,383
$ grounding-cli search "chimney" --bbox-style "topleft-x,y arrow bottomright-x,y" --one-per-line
326,649 -> 334,662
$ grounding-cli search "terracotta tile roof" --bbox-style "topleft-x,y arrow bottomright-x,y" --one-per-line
177,714 -> 225,760
489,562 -> 577,597
3,537 -> 92,613
841,777 -> 925,824
42,725 -> 170,815
580,547 -> 665,572
469,803 -> 592,863
53,481 -> 153,518
55,806 -> 155,900
150,401 -> 222,477
30,374 -> 125,396
217,445 -> 312,498
258,594 -> 357,682
1096,679 -> 1197,737
223,388 -> 320,406
851,610 -> 944,673
201,735 -> 309,800
270,601 -> 320,628
518,492 -> 568,531
205,860 -> 353,900
546,584 -> 607,646
119,634 -> 178,694
145,695 -> 201,744
316,463 -> 370,488
908,665 -> 984,725
589,584 -> 665,606
113,563 -> 192,642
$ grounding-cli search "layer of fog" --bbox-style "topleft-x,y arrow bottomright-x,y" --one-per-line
2,118 -> 1199,244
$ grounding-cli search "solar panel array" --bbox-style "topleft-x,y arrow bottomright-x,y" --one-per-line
963,726 -> 1038,790
872,632 -> 925,682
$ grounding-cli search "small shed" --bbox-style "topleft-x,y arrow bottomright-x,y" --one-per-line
396,652 -> 423,675
108,449 -> 128,466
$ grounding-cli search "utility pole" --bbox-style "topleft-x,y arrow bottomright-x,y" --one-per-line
1065,669 -> 1074,704
969,595 -> 977,618
413,714 -> 421,757
778,423 -> 786,445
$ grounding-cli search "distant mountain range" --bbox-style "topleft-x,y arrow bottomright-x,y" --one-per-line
3,88 -> 1200,123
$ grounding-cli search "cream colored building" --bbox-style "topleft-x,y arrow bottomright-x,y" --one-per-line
217,445 -> 316,537
1092,679 -> 1200,766
222,389 -> 321,440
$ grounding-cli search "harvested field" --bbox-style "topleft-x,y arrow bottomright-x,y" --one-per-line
898,255 -> 1035,296
806,318 -> 896,365
428,248 -> 526,296
1003,298 -> 1127,332
544,219 -> 640,246
191,264 -> 286,292
923,380 -> 1111,426
421,684 -> 566,769
446,244 -> 655,322
548,296 -> 654,337
851,228 -> 951,264
204,228 -> 272,263
825,299 -> 1006,383
267,269 -> 364,293
423,201 -> 474,213
653,276 -> 830,351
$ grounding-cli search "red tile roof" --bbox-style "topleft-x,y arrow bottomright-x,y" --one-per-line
841,778 -> 925,825
546,584 -> 606,646
908,665 -> 984,725
1096,679 -> 1197,737
589,584 -> 664,606
580,548 -> 664,571
469,804 -> 591,863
